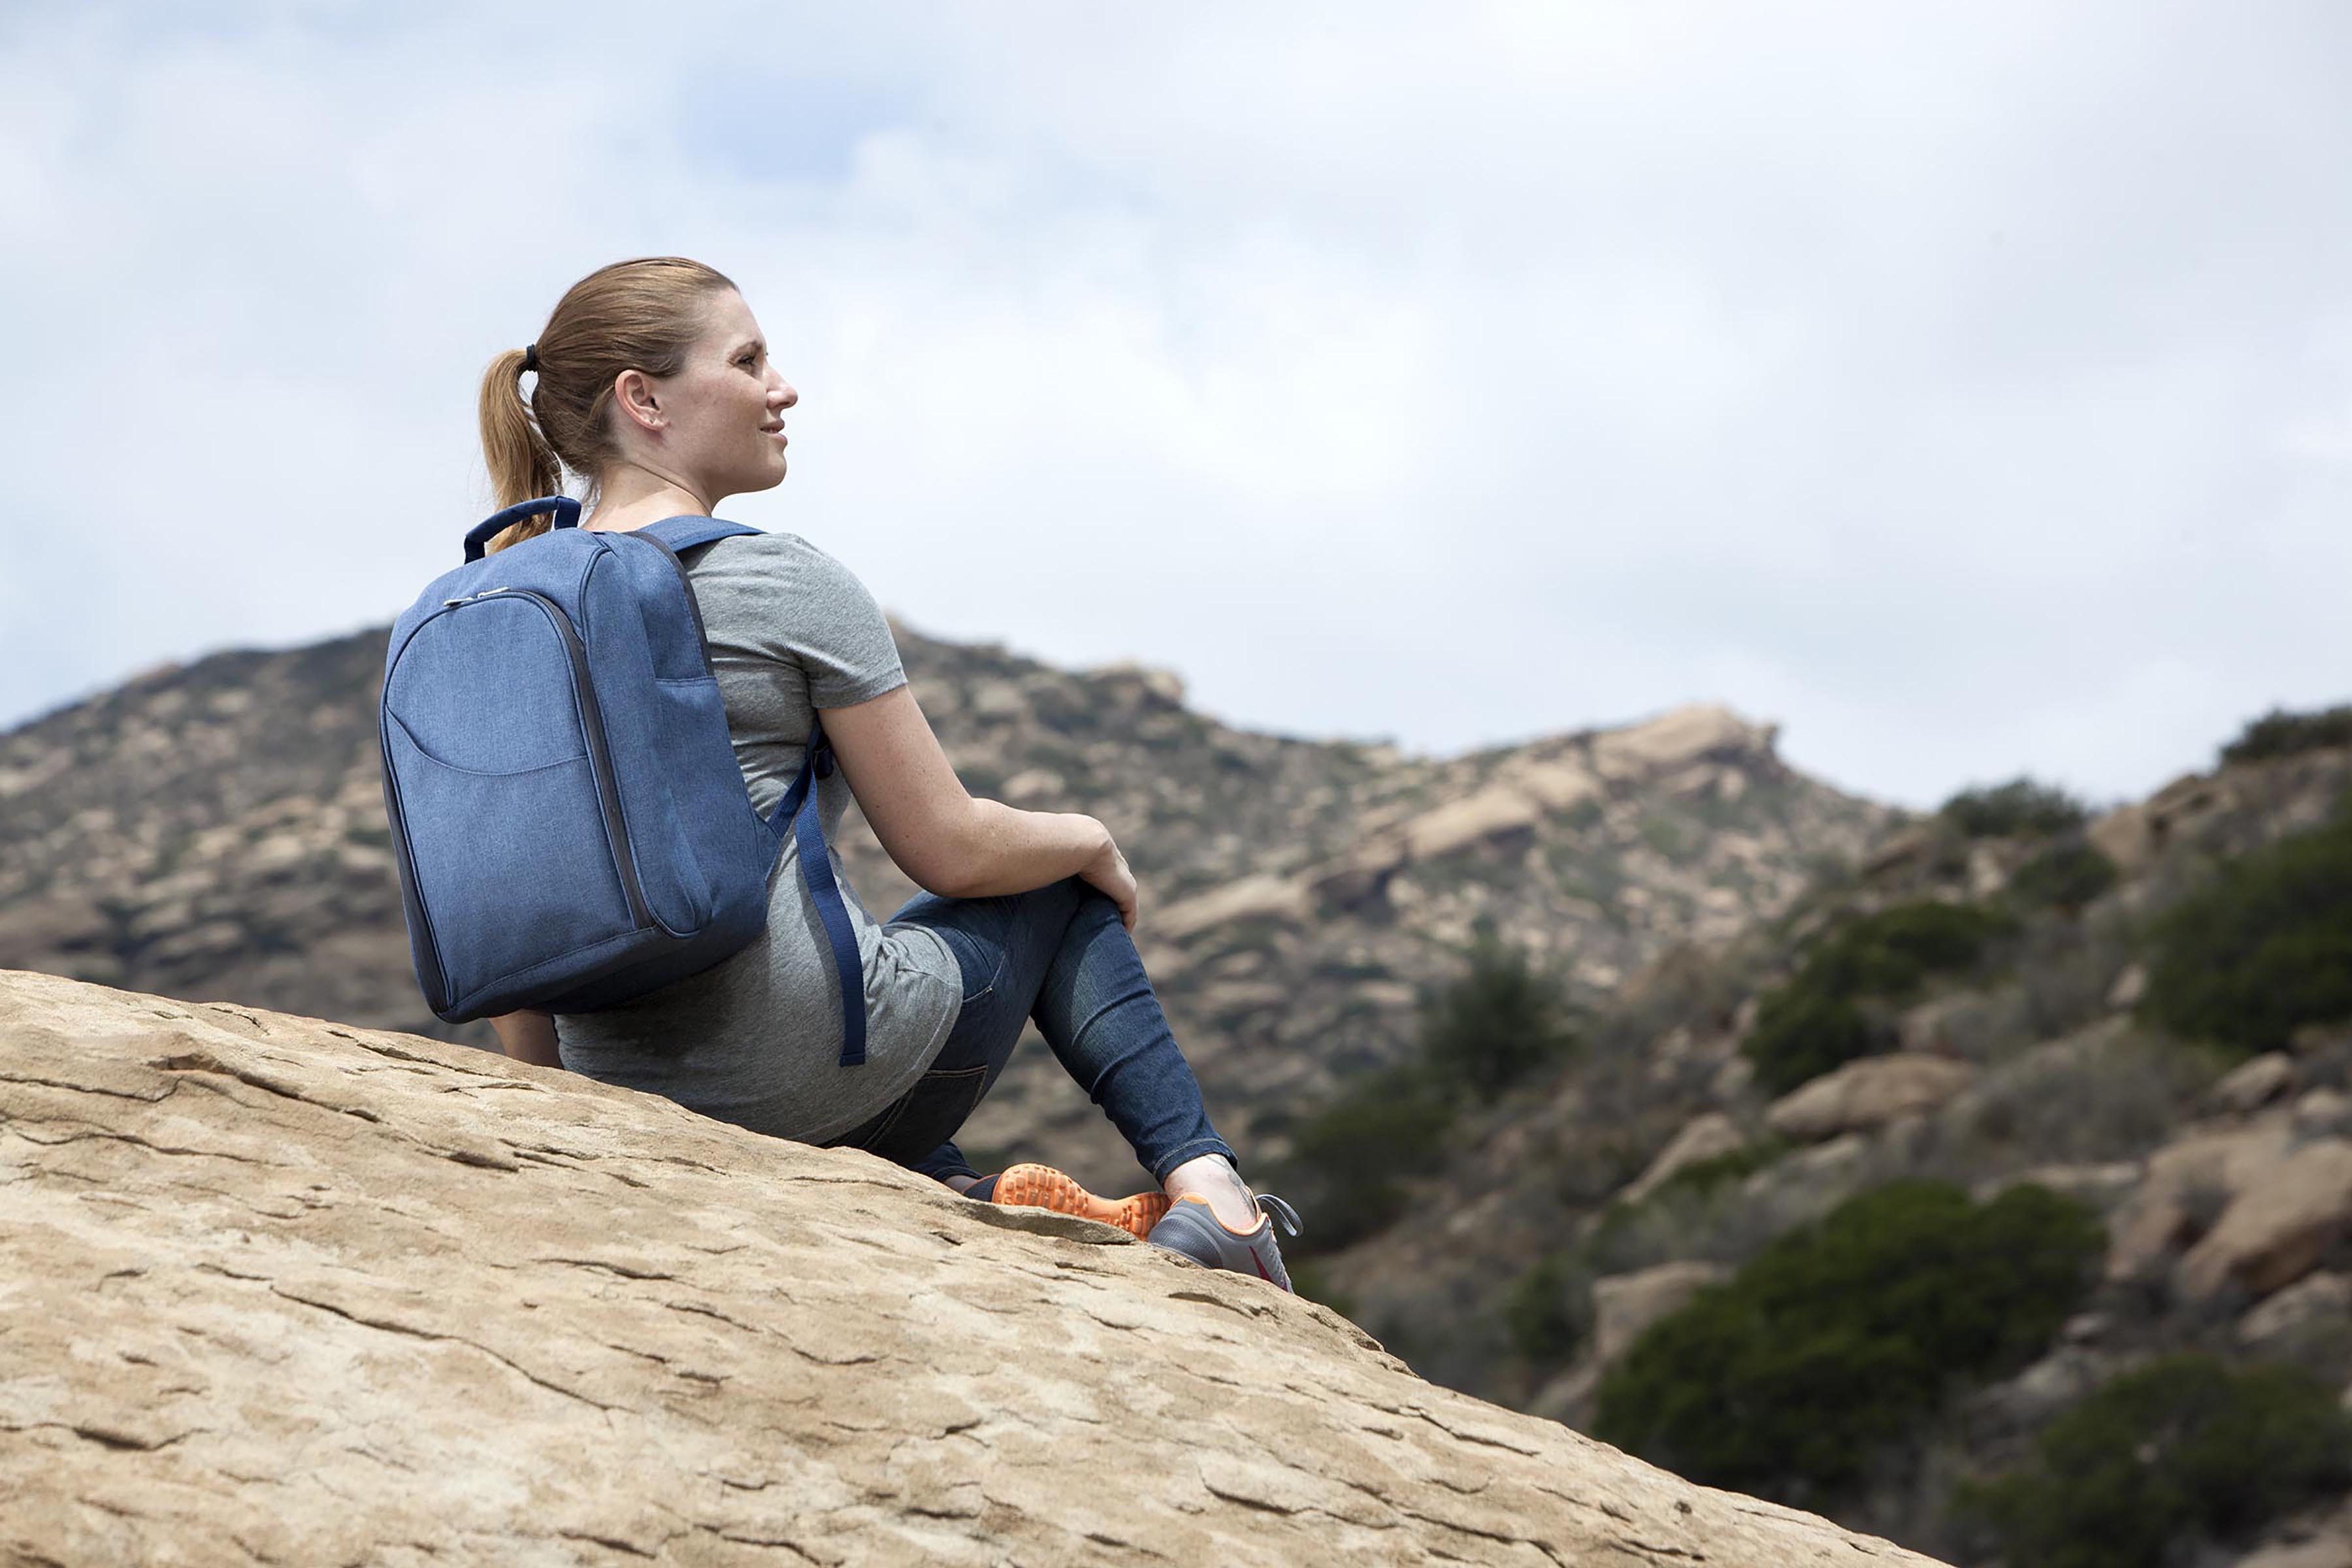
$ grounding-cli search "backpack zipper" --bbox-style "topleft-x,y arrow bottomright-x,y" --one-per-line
499,588 -> 657,934
628,534 -> 721,683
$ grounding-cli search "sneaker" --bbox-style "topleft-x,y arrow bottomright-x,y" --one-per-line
1147,1188 -> 1304,1292
979,1162 -> 1173,1241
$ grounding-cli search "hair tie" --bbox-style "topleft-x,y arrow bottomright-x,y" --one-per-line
521,342 -> 539,374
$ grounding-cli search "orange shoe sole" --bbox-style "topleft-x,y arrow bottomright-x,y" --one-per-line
991,1163 -> 1172,1240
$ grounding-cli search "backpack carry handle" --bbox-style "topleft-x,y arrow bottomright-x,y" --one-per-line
464,496 -> 583,563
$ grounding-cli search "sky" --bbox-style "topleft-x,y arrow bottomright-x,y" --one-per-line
3,1 -> 2347,811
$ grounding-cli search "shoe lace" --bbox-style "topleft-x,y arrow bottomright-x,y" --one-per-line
1252,1191 -> 1304,1238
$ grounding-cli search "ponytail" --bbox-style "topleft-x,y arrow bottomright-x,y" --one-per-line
476,348 -> 567,557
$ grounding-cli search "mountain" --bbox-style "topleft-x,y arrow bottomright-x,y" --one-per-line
1303,727 -> 2352,1563
0,621 -> 1895,1183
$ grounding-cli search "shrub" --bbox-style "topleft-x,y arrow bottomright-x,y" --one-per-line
2010,839 -> 2120,912
1742,902 -> 2016,1095
2222,704 -> 2352,766
1941,777 -> 2091,838
1503,1250 -> 1593,1364
1948,1354 -> 2352,1568
1590,1179 -> 2104,1505
2139,806 -> 2352,1058
1276,1062 -> 1456,1256
1419,923 -> 1581,1101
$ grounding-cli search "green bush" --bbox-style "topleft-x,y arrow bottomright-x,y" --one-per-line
2223,704 -> 2352,766
1419,923 -> 1580,1101
1591,1179 -> 2104,1505
1277,1062 -> 1456,1256
1949,1354 -> 2352,1568
2010,838 -> 2120,912
1942,777 -> 2091,839
1742,901 -> 2016,1095
2139,806 -> 2352,1058
1503,1251 -> 1593,1364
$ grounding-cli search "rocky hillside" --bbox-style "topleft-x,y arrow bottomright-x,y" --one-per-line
1304,724 -> 2352,1566
0,621 -> 1894,1182
0,966 -> 1949,1567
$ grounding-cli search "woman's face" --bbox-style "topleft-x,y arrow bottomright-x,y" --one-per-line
637,288 -> 796,504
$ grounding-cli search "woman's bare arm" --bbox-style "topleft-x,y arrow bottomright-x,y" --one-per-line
820,683 -> 1124,909
490,1009 -> 563,1068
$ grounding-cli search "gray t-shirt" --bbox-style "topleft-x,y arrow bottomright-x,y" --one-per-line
553,530 -> 963,1145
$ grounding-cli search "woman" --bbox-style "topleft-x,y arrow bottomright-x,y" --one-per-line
473,257 -> 1299,1289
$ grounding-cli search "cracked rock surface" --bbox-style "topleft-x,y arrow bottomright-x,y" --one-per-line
1,968 -> 1948,1567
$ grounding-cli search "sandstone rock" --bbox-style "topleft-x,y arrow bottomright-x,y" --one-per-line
1592,1262 -> 1734,1366
1152,875 -> 1313,944
2106,1125 -> 2296,1284
2106,962 -> 2148,1010
1621,1112 -> 1748,1205
2087,801 -> 2155,877
2208,1052 -> 2297,1114
1710,1053 -> 1757,1102
2178,1139 -> 2352,1299
1765,1054 -> 1976,1143
1511,760 -> 1605,814
1590,705 -> 1774,781
2238,1270 -> 2352,1350
1401,785 -> 1543,861
2297,1088 -> 2352,1139
0,970 -> 1947,1567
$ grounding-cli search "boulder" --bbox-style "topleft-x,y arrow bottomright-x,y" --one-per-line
1592,1262 -> 1735,1366
2106,1125 -> 2296,1284
1621,1112 -> 1749,1205
1401,785 -> 1542,861
2207,1052 -> 2297,1114
0,970 -> 1948,1567
1590,705 -> 1774,781
1764,1054 -> 1976,1143
1152,874 -> 1312,944
2238,1271 -> 2352,1350
2178,1139 -> 2352,1300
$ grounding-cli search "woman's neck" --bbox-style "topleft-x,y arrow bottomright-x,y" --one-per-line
581,464 -> 715,532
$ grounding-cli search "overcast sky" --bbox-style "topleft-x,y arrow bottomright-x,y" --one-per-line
4,2 -> 2347,811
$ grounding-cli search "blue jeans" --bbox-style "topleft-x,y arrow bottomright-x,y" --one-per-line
824,875 -> 1236,1188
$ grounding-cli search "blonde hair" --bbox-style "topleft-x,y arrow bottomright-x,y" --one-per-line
475,256 -> 739,555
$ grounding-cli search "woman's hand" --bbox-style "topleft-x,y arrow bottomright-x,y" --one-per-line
1079,825 -> 1139,934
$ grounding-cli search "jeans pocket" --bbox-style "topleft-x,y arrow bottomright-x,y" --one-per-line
854,1062 -> 991,1162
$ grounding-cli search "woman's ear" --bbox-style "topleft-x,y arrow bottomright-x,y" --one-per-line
612,368 -> 664,435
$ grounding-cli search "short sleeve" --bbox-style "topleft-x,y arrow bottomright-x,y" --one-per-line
781,540 -> 908,708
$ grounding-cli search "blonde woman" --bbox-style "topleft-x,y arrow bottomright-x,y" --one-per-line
475,257 -> 1299,1288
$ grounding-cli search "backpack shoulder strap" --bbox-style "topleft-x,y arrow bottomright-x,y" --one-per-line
635,517 -> 764,555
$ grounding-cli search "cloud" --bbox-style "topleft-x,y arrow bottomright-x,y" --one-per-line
4,0 -> 2347,810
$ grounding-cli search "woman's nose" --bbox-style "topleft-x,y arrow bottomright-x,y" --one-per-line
771,378 -> 798,410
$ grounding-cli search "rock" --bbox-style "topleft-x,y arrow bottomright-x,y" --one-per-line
1896,987 -> 2028,1062
0,970 -> 1949,1567
2208,1053 -> 2298,1114
1592,1262 -> 1735,1366
1152,875 -> 1313,944
2087,801 -> 2155,877
1511,760 -> 1605,814
2106,962 -> 2148,1010
2238,1271 -> 2352,1349
1621,1112 -> 1748,1205
1591,705 -> 1776,781
2106,1125 -> 2296,1284
2178,1139 -> 2352,1299
1764,1054 -> 1976,1143
1401,785 -> 1543,861
2297,1088 -> 2352,1139
2061,1312 -> 2113,1345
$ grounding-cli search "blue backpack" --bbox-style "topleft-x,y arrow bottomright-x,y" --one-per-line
376,495 -> 868,1065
